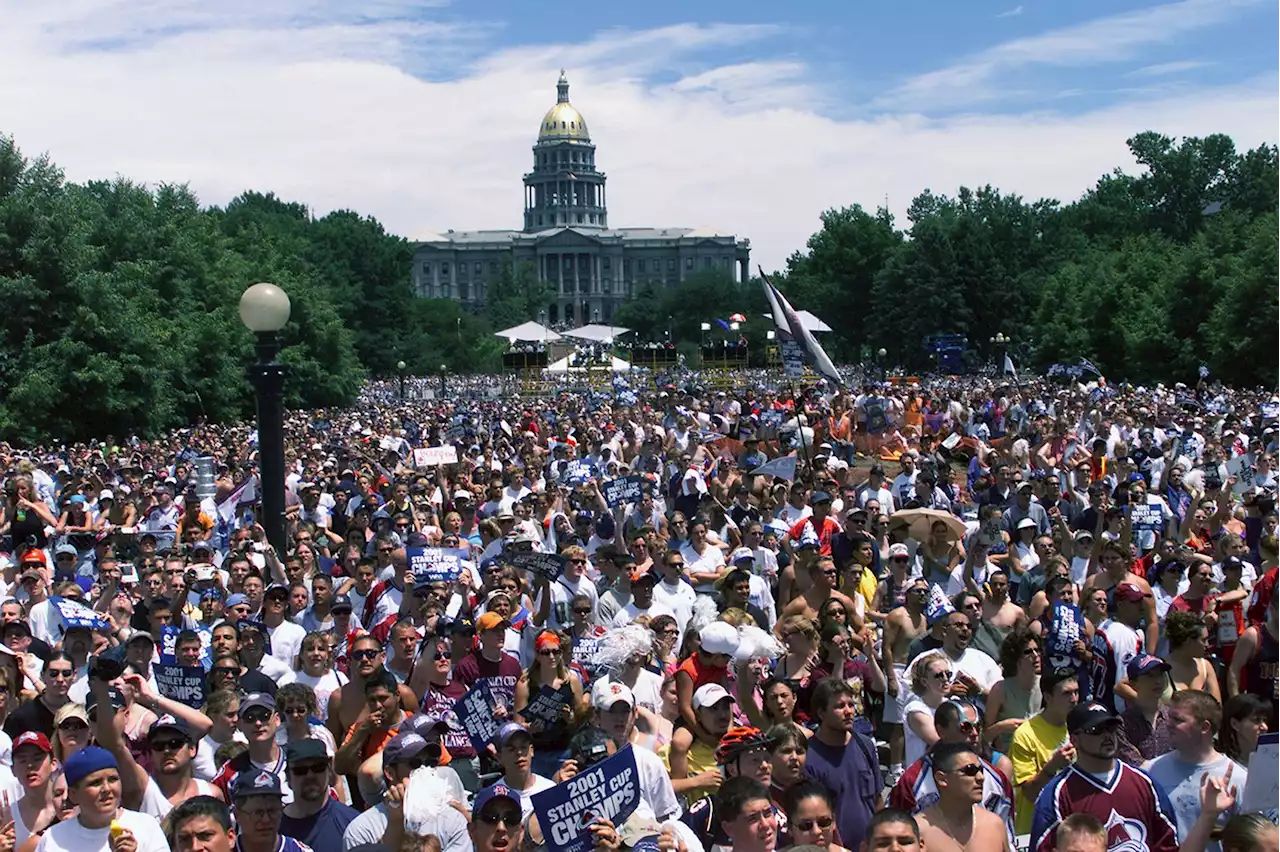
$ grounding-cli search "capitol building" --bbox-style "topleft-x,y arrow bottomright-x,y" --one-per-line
411,73 -> 752,326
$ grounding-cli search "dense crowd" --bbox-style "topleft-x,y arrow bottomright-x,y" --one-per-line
0,370 -> 1276,852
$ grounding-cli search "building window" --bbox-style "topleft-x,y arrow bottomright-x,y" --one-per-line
588,214 -> 595,223
576,214 -> 583,224
623,259 -> 630,273
685,257 -> 694,270
460,284 -> 469,300
475,262 -> 482,274
667,258 -> 675,272
603,278 -> 611,293
490,261 -> 498,273
537,215 -> 543,227
564,256 -> 573,269
421,262 -> 431,274
637,260 -> 645,273
441,262 -> 450,275
602,257 -> 611,270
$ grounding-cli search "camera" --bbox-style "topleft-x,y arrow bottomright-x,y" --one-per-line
88,655 -> 125,682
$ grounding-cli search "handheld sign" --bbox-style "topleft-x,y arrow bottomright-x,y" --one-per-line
522,684 -> 570,729
780,340 -> 804,378
159,625 -> 214,669
1044,603 -> 1084,672
408,547 -> 464,583
511,551 -> 567,583
562,461 -> 594,486
531,745 -> 641,852
413,446 -> 459,467
1239,732 -> 1278,823
454,682 -> 504,752
1130,503 -> 1164,534
51,596 -> 112,637
154,665 -> 206,709
602,475 -> 644,508
978,517 -> 1003,548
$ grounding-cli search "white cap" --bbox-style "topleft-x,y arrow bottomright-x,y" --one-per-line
699,621 -> 741,656
453,490 -> 473,502
888,543 -> 909,558
692,683 -> 735,710
98,489 -> 115,502
1016,517 -> 1037,530
729,547 -> 755,565
591,680 -> 636,712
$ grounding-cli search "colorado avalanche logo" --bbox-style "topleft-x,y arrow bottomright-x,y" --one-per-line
1102,809 -> 1148,852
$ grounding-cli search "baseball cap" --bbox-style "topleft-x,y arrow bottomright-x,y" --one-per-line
54,544 -> 78,558
1114,582 -> 1150,603
888,543 -> 910,559
285,739 -> 329,766
1016,517 -> 1037,530
592,681 -> 637,712
494,722 -> 531,747
472,783 -> 521,819
331,594 -> 353,614
126,631 -> 156,647
148,714 -> 193,742
729,547 -> 755,565
383,731 -> 432,765
692,683 -> 735,710
233,768 -> 284,799
1017,481 -> 1034,491
699,621 -> 740,656
1074,530 -> 1094,542
476,611 -> 509,632
811,490 -> 833,505
239,693 -> 276,715
1067,702 -> 1121,734
1127,654 -> 1171,681
225,593 -> 249,609
12,732 -> 52,755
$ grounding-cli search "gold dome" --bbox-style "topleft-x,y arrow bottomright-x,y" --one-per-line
537,71 -> 590,142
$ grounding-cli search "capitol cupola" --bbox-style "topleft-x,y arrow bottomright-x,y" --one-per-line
523,71 -> 607,231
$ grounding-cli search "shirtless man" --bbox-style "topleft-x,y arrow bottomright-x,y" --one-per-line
781,556 -> 857,624
883,576 -> 930,784
325,633 -> 418,751
979,568 -> 1027,632
1081,535 -> 1159,652
915,742 -> 1011,852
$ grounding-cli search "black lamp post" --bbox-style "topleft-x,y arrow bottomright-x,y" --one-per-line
990,332 -> 1008,373
397,360 -> 407,401
239,282 -> 291,556
877,347 -> 887,381
439,363 -> 447,398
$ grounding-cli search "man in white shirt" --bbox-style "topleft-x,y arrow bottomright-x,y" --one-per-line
650,551 -> 696,649
612,569 -> 675,628
892,452 -> 920,508
262,585 -> 306,667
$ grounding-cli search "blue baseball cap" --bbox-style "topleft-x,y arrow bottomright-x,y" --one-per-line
472,783 -> 521,819
233,768 -> 284,799
1127,653 -> 1171,680
225,593 -> 248,608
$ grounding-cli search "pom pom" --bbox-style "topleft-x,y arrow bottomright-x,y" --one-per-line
402,766 -> 453,833
591,623 -> 656,676
734,624 -> 784,664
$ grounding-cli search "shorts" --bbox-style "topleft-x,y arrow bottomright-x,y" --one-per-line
882,665 -> 908,724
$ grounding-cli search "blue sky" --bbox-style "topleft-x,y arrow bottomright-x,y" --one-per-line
1,0 -> 1276,272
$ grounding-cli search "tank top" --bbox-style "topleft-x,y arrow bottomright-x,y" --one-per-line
139,777 -> 217,819
1245,625 -> 1279,709
528,680 -> 576,750
993,677 -> 1042,754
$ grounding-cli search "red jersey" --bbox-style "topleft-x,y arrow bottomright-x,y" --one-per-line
1031,761 -> 1178,852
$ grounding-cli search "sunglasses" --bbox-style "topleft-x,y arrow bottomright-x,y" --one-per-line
478,809 -> 521,828
150,738 -> 189,753
58,719 -> 88,731
290,761 -> 329,777
46,670 -> 75,680
537,649 -> 561,657
212,668 -> 240,677
793,816 -> 834,832
947,762 -> 983,777
572,608 -> 592,616
1081,723 -> 1120,736
351,649 -> 381,661
243,710 -> 273,725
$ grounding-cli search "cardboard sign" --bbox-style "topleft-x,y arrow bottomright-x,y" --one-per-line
1045,603 -> 1084,671
522,684 -> 571,729
978,517 -> 1004,547
1240,732 -> 1278,823
454,681 -> 504,753
511,551 -> 567,583
562,461 -> 595,486
531,745 -> 641,852
408,547 -> 465,583
154,664 -> 206,709
1226,453 -> 1257,495
444,424 -> 466,444
51,597 -> 112,634
413,446 -> 459,467
1130,502 -> 1164,533
159,625 -> 214,669
780,340 -> 804,378
602,475 -> 644,508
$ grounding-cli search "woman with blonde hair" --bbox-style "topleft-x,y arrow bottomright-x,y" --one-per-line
902,651 -> 953,766
513,630 -> 585,778
51,703 -> 92,764
773,615 -> 819,683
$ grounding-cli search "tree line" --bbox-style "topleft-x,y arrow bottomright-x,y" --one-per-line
0,130 -> 1274,443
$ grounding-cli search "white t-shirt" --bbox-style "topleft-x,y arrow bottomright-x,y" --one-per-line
293,669 -> 349,720
138,777 -> 218,819
36,808 -> 170,852
194,731 -> 247,781
267,619 -> 307,667
902,697 -> 937,767
680,543 -> 726,593
498,773 -> 556,819
542,575 -> 598,631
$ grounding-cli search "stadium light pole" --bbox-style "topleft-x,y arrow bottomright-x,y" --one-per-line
239,282 -> 291,557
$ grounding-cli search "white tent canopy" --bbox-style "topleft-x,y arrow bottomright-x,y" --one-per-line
763,310 -> 833,333
561,324 -> 631,343
494,321 -> 561,342
546,355 -> 631,373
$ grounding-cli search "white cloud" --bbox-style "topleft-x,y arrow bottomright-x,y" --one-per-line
1128,59 -> 1213,76
0,1 -> 1276,276
882,0 -> 1265,110
996,6 -> 1024,19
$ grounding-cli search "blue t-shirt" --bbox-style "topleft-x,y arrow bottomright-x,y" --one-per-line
279,797 -> 361,852
802,732 -> 882,848
1144,752 -> 1246,852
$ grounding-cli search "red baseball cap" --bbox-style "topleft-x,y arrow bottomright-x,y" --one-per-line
13,731 -> 52,755
1114,582 -> 1150,603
